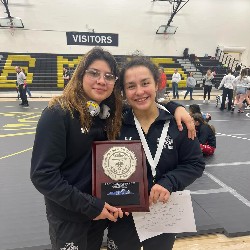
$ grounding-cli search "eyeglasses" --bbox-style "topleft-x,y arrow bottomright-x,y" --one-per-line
85,69 -> 118,84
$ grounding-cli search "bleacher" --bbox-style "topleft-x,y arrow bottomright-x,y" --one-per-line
0,53 -> 225,91
194,56 -> 228,84
151,57 -> 188,88
0,53 -> 82,90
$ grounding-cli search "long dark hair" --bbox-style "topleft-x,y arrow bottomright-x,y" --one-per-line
192,113 -> 215,135
189,104 -> 201,115
49,47 -> 123,139
240,68 -> 248,80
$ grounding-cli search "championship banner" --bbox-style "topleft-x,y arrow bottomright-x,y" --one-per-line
66,32 -> 118,46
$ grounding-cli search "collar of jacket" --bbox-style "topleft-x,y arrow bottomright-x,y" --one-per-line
122,107 -> 180,139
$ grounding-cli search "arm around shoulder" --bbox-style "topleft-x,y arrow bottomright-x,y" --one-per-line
157,124 -> 205,192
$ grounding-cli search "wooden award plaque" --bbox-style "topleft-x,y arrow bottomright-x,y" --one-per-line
92,140 -> 149,212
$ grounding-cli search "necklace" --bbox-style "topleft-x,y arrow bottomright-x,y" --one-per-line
133,103 -> 170,176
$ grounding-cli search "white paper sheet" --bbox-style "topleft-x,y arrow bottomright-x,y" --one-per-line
132,190 -> 196,242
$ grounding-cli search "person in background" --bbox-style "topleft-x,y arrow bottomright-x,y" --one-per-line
215,46 -> 220,60
189,104 -> 211,122
157,67 -> 167,101
233,65 -> 241,78
245,68 -> 250,110
184,72 -> 196,100
63,67 -> 70,88
183,48 -> 189,59
21,68 -> 32,98
30,47 -> 197,250
15,66 -> 29,107
231,68 -> 250,113
107,57 -> 205,250
171,68 -> 181,99
218,69 -> 235,111
203,69 -> 214,103
192,113 -> 216,156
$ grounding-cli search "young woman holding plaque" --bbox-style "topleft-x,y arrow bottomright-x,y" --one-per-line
107,58 -> 205,250
30,47 -> 196,250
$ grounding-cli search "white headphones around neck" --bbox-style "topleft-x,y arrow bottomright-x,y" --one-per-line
86,101 -> 110,119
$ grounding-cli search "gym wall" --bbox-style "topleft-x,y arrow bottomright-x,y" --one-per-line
0,0 -> 249,66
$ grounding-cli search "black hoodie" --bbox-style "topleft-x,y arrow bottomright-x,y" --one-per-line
119,108 -> 205,192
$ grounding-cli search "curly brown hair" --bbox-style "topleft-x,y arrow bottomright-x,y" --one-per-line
49,47 -> 123,139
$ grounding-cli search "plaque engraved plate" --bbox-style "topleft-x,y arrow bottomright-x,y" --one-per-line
101,182 -> 140,206
92,140 -> 149,212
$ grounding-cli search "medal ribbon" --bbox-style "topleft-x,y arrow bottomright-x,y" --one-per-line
133,103 -> 170,177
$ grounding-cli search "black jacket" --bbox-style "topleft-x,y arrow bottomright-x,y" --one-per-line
119,108 -> 205,192
196,123 -> 216,148
30,105 -> 106,222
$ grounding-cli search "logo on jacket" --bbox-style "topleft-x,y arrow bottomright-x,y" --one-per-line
158,135 -> 173,149
60,242 -> 78,250
107,238 -> 118,250
124,136 -> 132,140
81,127 -> 89,134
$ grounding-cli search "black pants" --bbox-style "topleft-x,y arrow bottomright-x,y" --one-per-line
108,214 -> 176,250
221,88 -> 233,110
203,85 -> 212,100
47,212 -> 108,250
184,87 -> 194,99
64,80 -> 69,88
19,85 -> 28,104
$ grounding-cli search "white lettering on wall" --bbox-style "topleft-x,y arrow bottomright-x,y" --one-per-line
72,35 -> 78,43
107,36 -> 112,43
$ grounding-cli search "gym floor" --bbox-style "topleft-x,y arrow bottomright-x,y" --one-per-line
0,97 -> 250,250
